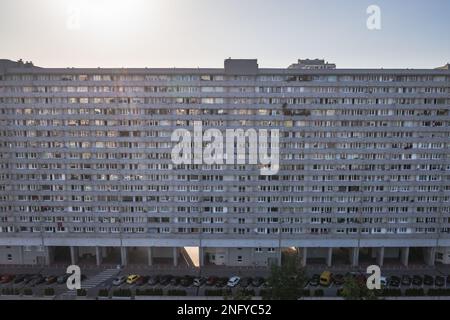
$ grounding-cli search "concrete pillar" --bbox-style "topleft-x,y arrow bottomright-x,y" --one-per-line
326,248 -> 333,267
120,247 -> 127,266
101,247 -> 107,259
425,247 -> 435,266
18,246 -> 24,265
95,247 -> 102,266
277,248 -> 282,266
351,247 -> 359,267
199,247 -> 204,267
173,247 -> 178,267
70,246 -> 78,265
301,247 -> 308,267
401,247 -> 409,267
147,247 -> 153,266
377,247 -> 385,267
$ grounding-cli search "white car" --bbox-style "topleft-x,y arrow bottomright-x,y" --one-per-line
112,276 -> 126,286
227,276 -> 241,287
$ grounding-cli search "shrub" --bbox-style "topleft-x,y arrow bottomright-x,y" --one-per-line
167,289 -> 187,296
314,289 -> 324,297
405,288 -> 425,297
1,288 -> 20,295
22,288 -> 33,296
43,288 -> 55,296
336,289 -> 343,297
380,289 -> 401,297
205,289 -> 227,296
135,288 -> 163,296
112,288 -> 132,297
98,289 -> 109,297
302,289 -> 310,297
427,288 -> 450,296
237,289 -> 255,296
259,289 -> 272,299
77,289 -> 87,296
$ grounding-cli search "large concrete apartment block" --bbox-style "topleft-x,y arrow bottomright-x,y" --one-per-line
0,58 -> 449,267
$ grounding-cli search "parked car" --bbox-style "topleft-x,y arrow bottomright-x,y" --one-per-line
170,276 -> 181,286
0,274 -> 15,284
251,277 -> 265,287
424,275 -> 434,286
215,277 -> 228,287
180,276 -> 193,287
320,271 -> 332,287
112,276 -> 126,286
227,276 -> 240,287
412,275 -> 423,286
126,274 -> 140,285
14,274 -> 27,284
308,274 -> 320,287
239,277 -> 252,288
206,276 -> 218,286
45,275 -> 57,284
355,274 -> 367,286
30,275 -> 45,287
344,272 -> 359,280
332,274 -> 344,286
135,276 -> 149,286
147,275 -> 161,286
24,274 -> 39,285
388,276 -> 401,287
435,276 -> 445,287
57,274 -> 70,284
159,275 -> 173,286
401,275 -> 412,286
193,277 -> 206,287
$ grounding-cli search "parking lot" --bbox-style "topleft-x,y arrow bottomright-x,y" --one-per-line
2,264 -> 450,299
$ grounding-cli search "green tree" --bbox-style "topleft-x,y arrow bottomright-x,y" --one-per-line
341,275 -> 377,300
265,254 -> 307,300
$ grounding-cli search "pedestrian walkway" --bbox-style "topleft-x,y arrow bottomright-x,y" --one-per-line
59,268 -> 119,299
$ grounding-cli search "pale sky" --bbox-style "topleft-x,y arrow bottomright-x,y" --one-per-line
0,0 -> 449,69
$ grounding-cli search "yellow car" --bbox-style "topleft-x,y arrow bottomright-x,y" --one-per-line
126,274 -> 140,284
319,271 -> 332,287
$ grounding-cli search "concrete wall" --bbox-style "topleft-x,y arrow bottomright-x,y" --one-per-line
436,247 -> 450,264
307,248 -> 329,258
205,247 -> 279,267
384,248 -> 401,258
0,246 -> 47,265
152,247 -> 174,258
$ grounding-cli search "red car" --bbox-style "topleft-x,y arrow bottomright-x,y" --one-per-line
206,276 -> 218,286
0,274 -> 15,284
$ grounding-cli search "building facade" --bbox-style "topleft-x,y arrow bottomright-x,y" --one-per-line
0,58 -> 449,267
